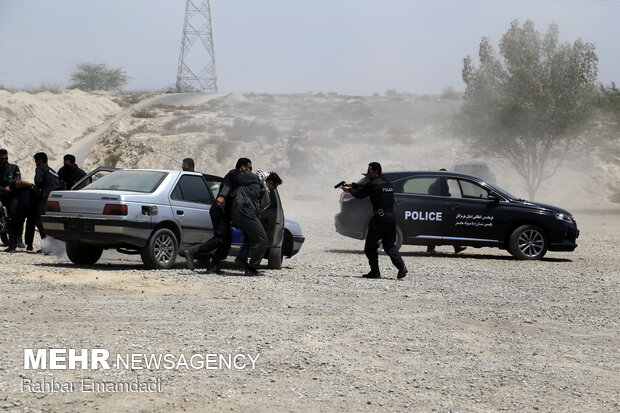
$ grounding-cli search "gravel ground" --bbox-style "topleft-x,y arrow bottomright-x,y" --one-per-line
0,200 -> 618,412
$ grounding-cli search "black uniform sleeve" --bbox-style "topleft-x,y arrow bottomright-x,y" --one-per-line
76,168 -> 86,180
12,165 -> 21,182
218,169 -> 239,198
349,181 -> 372,199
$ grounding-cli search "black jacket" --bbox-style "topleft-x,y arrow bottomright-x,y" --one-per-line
349,174 -> 395,213
34,164 -> 61,200
58,165 -> 86,190
0,164 -> 21,187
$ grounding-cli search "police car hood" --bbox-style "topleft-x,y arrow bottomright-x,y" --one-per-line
510,199 -> 572,216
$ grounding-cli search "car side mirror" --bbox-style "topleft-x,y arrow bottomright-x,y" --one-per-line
487,191 -> 501,203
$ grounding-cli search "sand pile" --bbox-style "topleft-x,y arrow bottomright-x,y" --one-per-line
0,89 -> 121,179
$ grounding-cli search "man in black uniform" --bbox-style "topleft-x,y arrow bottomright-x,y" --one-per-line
183,158 -> 249,273
57,154 -> 86,190
219,158 -> 266,276
342,162 -> 408,279
25,152 -> 60,251
0,149 -> 23,251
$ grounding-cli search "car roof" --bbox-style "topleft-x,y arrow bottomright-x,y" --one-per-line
88,167 -> 223,180
453,162 -> 488,166
383,170 -> 483,182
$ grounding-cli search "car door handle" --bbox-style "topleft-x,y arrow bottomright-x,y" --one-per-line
451,204 -> 460,210
396,201 -> 406,206
176,210 -> 184,215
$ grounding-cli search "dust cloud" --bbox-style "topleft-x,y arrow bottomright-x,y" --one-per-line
1,90 -> 617,220
82,92 -> 618,215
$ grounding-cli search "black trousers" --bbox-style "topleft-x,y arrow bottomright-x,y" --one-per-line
364,214 -> 406,273
25,195 -> 47,247
232,209 -> 267,267
191,205 -> 231,265
2,194 -> 24,249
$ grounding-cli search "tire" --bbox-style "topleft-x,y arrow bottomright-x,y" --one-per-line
140,228 -> 178,269
508,224 -> 548,260
66,242 -> 103,266
267,246 -> 282,270
378,225 -> 403,252
1,232 -> 8,246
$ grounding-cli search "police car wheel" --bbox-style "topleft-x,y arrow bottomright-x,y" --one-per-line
66,241 -> 103,266
140,228 -> 178,269
0,233 -> 8,246
508,224 -> 548,260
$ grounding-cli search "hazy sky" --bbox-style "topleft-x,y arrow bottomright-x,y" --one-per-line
0,0 -> 618,94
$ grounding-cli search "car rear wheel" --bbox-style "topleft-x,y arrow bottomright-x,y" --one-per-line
267,246 -> 282,270
140,228 -> 178,269
508,224 -> 547,260
66,241 -> 103,266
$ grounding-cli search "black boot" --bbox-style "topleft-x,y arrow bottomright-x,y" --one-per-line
397,268 -> 408,279
244,266 -> 261,276
206,261 -> 222,274
363,268 -> 381,278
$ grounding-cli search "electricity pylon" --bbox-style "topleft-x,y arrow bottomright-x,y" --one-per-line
176,0 -> 217,93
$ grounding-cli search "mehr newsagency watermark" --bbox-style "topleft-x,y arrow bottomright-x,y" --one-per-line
20,348 -> 260,393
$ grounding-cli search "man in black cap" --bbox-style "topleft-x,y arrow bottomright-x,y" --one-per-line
57,154 -> 86,190
342,162 -> 408,279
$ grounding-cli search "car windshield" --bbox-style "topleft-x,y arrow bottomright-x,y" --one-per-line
487,182 -> 519,200
83,170 -> 168,193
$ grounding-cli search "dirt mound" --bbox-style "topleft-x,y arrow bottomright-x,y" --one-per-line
0,89 -> 121,179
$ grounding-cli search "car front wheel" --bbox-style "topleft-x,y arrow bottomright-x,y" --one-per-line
141,228 -> 178,269
508,224 -> 548,260
66,242 -> 103,266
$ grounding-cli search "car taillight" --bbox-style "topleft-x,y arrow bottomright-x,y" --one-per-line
46,201 -> 60,212
103,204 -> 128,216
341,193 -> 355,202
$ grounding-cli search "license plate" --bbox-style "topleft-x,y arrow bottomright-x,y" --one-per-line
65,222 -> 94,233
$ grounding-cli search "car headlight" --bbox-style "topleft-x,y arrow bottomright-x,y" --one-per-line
554,213 -> 574,224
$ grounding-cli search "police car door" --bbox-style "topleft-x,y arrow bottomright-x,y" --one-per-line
395,176 -> 449,243
169,174 -> 214,246
443,178 -> 498,244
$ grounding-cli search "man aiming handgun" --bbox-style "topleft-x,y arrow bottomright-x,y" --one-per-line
341,162 -> 408,279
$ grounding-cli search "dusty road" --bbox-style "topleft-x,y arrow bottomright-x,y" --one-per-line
0,201 -> 618,412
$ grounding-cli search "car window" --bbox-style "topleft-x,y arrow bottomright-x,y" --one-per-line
171,175 -> 212,204
403,177 -> 437,195
74,170 -> 114,190
458,180 -> 489,199
426,177 -> 451,197
447,179 -> 462,197
85,170 -> 167,193
205,180 -> 220,199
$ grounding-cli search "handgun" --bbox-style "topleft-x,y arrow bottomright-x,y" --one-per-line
334,180 -> 346,189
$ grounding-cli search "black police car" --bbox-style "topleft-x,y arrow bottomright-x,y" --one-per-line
334,171 -> 579,260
